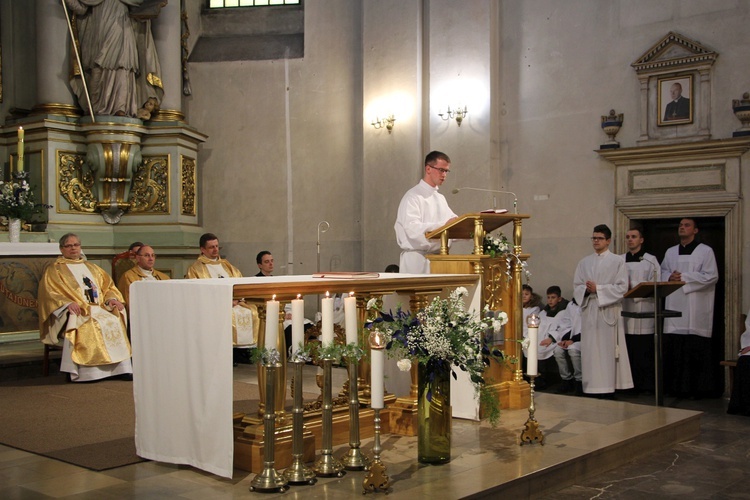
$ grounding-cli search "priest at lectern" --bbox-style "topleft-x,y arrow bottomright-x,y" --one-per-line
394,151 -> 458,274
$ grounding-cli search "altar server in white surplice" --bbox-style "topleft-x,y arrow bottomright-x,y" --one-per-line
661,218 -> 718,398
394,151 -> 457,274
621,227 -> 660,393
38,233 -> 132,382
574,224 -> 633,396
185,233 -> 259,347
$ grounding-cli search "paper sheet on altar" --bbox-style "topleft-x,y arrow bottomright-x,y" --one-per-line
131,279 -> 234,478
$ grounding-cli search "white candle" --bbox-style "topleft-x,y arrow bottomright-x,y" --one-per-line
321,291 -> 334,347
265,296 -> 279,351
17,127 -> 24,173
344,292 -> 357,345
527,326 -> 538,376
370,348 -> 385,408
291,294 -> 304,355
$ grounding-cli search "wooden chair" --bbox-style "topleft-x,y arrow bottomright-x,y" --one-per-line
42,344 -> 63,376
112,249 -> 135,284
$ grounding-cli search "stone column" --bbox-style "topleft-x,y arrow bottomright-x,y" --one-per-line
151,0 -> 184,121
34,0 -> 79,116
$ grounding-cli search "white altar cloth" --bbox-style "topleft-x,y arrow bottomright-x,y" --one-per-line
131,274 -> 480,478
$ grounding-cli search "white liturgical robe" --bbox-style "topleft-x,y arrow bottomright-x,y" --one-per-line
394,179 -> 457,274
574,250 -> 633,393
660,243 -> 718,338
621,252 -> 660,335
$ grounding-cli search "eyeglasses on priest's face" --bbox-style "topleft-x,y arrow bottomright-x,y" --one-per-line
428,164 -> 451,175
62,243 -> 81,248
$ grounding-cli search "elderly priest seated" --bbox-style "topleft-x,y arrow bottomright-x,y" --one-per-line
38,233 -> 132,382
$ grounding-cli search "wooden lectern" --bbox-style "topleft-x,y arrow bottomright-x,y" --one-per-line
426,213 -> 531,411
622,281 -> 684,406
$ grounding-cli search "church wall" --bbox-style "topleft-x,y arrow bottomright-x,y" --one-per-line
186,0 -> 363,280
493,0 -> 750,300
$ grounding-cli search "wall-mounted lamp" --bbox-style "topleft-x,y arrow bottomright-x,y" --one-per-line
371,115 -> 396,133
438,106 -> 468,126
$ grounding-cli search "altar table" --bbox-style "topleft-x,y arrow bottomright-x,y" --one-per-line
131,273 -> 480,478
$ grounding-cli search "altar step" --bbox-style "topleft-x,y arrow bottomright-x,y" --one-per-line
0,340 -> 60,382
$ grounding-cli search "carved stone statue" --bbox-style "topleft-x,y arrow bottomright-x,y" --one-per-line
65,0 -> 165,118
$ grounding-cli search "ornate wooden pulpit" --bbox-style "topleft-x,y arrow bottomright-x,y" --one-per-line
426,213 -> 532,411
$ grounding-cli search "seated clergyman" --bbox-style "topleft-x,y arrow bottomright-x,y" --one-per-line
117,244 -> 170,306
38,233 -> 132,382
185,233 -> 259,347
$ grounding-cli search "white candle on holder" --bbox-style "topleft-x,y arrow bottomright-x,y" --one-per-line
370,348 -> 385,408
321,291 -> 334,347
526,313 -> 540,376
344,291 -> 357,345
265,295 -> 279,351
291,294 -> 304,356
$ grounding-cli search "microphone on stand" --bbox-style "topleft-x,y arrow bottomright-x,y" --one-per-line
451,187 -> 518,214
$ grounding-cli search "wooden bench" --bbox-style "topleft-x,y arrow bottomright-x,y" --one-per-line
721,359 -> 738,395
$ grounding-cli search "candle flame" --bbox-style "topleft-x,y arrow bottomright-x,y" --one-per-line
325,291 -> 330,298
297,294 -> 301,299
272,294 -> 276,300
349,291 -> 354,297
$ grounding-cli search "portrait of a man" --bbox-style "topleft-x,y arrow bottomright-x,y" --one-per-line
658,76 -> 693,125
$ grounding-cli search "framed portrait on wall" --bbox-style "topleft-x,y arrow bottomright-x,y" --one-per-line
658,75 -> 693,126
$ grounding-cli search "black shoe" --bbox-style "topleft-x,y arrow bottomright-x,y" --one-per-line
119,373 -> 133,381
556,379 -> 574,394
575,381 -> 584,396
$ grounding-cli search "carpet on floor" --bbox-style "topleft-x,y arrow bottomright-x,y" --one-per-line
0,375 -> 269,471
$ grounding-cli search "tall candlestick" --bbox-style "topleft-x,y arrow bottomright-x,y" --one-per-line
321,292 -> 334,347
17,127 -> 24,173
527,326 -> 538,376
344,292 -> 357,345
291,295 -> 304,356
370,348 -> 384,408
265,296 -> 279,351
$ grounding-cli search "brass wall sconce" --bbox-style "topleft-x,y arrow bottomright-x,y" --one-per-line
438,106 -> 467,126
371,115 -> 396,133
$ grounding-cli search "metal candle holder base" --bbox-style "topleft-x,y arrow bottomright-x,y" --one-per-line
519,374 -> 545,446
313,357 -> 345,477
250,362 -> 289,492
283,359 -> 316,485
363,408 -> 390,494
341,357 -> 370,471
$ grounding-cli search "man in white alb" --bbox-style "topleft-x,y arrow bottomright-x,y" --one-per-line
394,151 -> 458,274
38,233 -> 132,381
621,227 -> 660,393
661,218 -> 718,398
185,233 -> 259,348
573,224 -> 633,397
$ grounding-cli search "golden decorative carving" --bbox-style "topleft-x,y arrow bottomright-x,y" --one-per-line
181,156 -> 196,216
58,151 -> 97,212
130,155 -> 168,213
150,109 -> 185,122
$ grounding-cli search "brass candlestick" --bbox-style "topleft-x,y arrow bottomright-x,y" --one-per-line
250,360 -> 289,492
313,357 -> 345,477
341,356 -> 369,470
283,358 -> 316,485
519,374 -> 545,446
363,407 -> 390,494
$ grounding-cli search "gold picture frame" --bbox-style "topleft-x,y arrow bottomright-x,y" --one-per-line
657,74 -> 693,126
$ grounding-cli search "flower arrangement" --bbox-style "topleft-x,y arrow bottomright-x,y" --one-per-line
483,232 -> 511,257
0,172 -> 50,222
365,287 -> 508,425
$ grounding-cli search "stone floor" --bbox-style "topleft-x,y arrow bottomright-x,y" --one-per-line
1,340 -> 749,499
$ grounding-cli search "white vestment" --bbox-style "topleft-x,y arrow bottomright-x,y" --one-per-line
741,313 -> 750,355
621,252 -> 660,335
660,243 -> 718,338
556,301 -> 582,353
574,250 -> 633,393
394,179 -> 457,274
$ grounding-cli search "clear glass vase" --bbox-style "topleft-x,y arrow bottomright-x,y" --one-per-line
417,359 -> 452,464
8,218 -> 21,243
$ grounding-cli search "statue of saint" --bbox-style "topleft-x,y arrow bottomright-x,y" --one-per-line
65,0 -> 165,119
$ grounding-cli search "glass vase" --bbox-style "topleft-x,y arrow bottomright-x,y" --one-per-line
8,218 -> 21,243
417,359 -> 452,464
